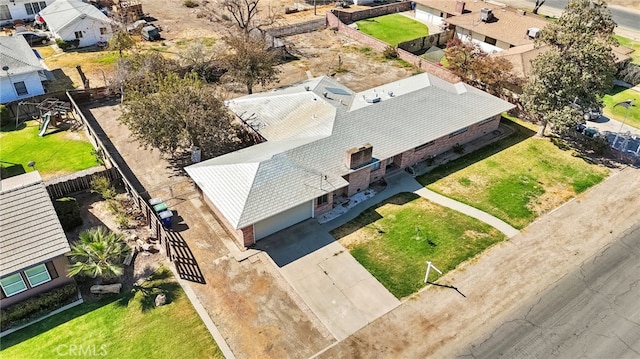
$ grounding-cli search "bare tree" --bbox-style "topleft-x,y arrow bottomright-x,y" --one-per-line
221,32 -> 281,94
218,0 -> 278,35
533,0 -> 546,15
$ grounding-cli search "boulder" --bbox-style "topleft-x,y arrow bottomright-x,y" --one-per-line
155,294 -> 167,307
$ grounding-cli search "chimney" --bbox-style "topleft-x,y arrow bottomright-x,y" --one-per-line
345,144 -> 373,170
455,1 -> 465,14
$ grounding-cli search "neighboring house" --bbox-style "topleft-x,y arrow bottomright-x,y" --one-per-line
0,171 -> 73,308
40,0 -> 112,48
186,73 -> 514,247
0,35 -> 46,104
0,0 -> 52,27
494,43 -> 633,79
414,0 -> 548,53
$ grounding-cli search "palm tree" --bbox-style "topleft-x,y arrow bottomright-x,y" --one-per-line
67,227 -> 131,280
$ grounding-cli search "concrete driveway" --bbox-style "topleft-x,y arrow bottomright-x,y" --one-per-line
256,220 -> 400,341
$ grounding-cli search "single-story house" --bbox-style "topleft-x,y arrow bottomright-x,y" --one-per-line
494,43 -> 634,79
414,0 -> 549,53
40,0 -> 112,48
0,171 -> 73,308
186,73 -> 514,247
0,0 -> 53,27
0,35 -> 46,104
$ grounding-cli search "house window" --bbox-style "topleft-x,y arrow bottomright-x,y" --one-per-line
449,127 -> 468,138
14,81 -> 28,96
317,194 -> 329,206
24,1 -> 47,15
0,273 -> 27,297
74,31 -> 83,39
485,36 -> 497,46
370,160 -> 381,171
415,141 -> 435,151
100,27 -> 108,35
0,5 -> 11,21
24,264 -> 51,287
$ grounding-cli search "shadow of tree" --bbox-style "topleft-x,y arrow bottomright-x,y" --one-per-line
116,267 -> 180,312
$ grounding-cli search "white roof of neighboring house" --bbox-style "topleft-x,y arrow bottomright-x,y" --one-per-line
0,36 -> 44,77
186,73 -> 514,229
40,0 -> 110,32
0,172 -> 70,276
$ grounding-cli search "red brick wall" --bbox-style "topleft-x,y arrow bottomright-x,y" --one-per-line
397,115 -> 501,168
369,164 -> 386,183
0,256 -> 74,308
314,193 -> 334,217
240,226 -> 255,247
345,167 -> 371,196
200,189 -> 251,248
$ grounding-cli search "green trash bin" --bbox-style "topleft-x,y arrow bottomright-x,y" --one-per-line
153,202 -> 167,213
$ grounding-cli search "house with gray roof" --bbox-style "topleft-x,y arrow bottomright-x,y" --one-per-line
186,73 -> 514,247
0,35 -> 46,104
40,0 -> 112,48
0,171 -> 73,307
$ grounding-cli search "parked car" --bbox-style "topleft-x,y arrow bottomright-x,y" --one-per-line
141,25 -> 160,41
12,31 -> 51,46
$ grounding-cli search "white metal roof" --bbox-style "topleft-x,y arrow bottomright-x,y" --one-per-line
0,36 -> 44,77
186,73 -> 514,229
0,172 -> 71,276
40,0 -> 110,33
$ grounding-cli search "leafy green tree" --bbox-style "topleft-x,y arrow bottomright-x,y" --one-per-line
118,72 -> 253,158
67,227 -> 131,280
108,26 -> 135,57
523,0 -> 617,136
222,32 -> 281,94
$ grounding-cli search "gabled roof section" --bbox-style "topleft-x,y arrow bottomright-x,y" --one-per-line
0,36 -> 45,77
187,73 -> 514,229
40,0 -> 110,32
0,172 -> 71,276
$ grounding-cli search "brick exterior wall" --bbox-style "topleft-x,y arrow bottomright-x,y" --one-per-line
396,115 -> 501,168
314,193 -> 334,217
369,164 -> 386,183
0,256 -> 74,308
329,3 -> 412,24
240,226 -> 255,247
200,188 -> 252,248
345,167 -> 371,196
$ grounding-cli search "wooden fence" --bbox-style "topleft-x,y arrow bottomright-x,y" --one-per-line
65,91 -> 172,260
45,167 -> 121,199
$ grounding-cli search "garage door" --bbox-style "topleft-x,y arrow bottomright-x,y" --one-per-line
254,201 -> 312,240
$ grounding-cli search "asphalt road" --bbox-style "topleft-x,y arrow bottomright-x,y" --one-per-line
460,222 -> 640,358
515,0 -> 640,31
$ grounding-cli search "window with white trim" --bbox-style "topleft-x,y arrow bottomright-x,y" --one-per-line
24,1 -> 47,15
25,264 -> 51,287
14,81 -> 28,96
0,5 -> 11,21
0,273 -> 27,297
317,194 -> 328,206
100,27 -> 108,35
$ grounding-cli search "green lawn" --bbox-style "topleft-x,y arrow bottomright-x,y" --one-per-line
356,14 -> 429,46
331,193 -> 505,298
602,86 -> 640,130
0,268 -> 223,359
418,116 -> 609,229
614,35 -> 640,64
0,120 -> 97,179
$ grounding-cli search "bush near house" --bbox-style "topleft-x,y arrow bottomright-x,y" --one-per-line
53,197 -> 83,231
0,283 -> 78,332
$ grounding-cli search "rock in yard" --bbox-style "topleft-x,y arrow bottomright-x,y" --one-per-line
90,283 -> 122,294
155,294 -> 167,307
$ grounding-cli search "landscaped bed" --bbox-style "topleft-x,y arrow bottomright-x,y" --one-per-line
418,117 -> 609,229
0,267 -> 223,359
0,120 -> 97,179
331,193 -> 505,299
356,14 -> 429,46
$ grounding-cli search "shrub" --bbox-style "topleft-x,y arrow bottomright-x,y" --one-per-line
0,283 -> 78,331
617,62 -> 640,86
183,0 -> 199,7
116,213 -> 130,229
452,143 -> 465,154
53,197 -> 83,231
0,104 -> 11,128
383,45 -> 398,59
55,38 -> 80,51
90,176 -> 116,200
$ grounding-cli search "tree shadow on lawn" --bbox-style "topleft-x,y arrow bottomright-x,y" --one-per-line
0,295 -> 122,351
417,118 -> 536,186
117,268 -> 181,313
330,192 -> 420,240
